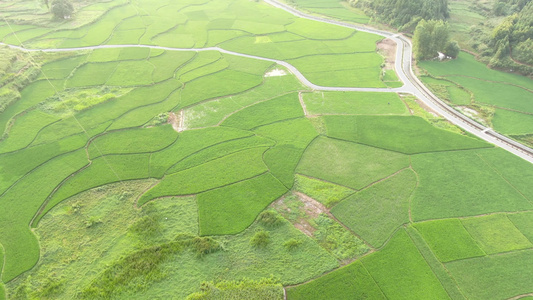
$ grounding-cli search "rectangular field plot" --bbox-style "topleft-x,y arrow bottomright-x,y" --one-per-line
221,93 -> 303,129
411,149 -> 533,221
40,153 -> 152,221
286,18 -> 354,40
39,55 -> 87,80
302,91 -> 408,115
179,69 -> 263,108
197,173 -> 288,235
286,261 -> 385,300
263,144 -> 305,188
361,229 -> 449,300
461,214 -> 532,255
508,211 -> 533,242
492,109 -> 533,136
446,250 -> 533,300
414,219 -> 485,262
139,147 -> 269,205
106,61 -> 155,86
288,53 -> 385,88
167,135 -> 274,173
184,74 -> 304,128
66,62 -> 118,87
0,110 -> 59,154
332,169 -> 416,248
294,174 -> 355,208
149,126 -> 252,177
253,118 -> 318,148
297,137 -> 409,190
324,115 -> 492,154
88,125 -> 178,159
475,147 -> 533,200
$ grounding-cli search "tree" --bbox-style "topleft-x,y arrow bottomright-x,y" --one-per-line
50,0 -> 73,20
443,41 -> 460,58
413,19 -> 460,60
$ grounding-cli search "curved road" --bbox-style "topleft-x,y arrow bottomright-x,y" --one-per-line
1,1 -> 532,163
265,0 -> 533,164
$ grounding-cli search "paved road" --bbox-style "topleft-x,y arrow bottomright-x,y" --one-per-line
265,0 -> 533,164
0,42 -> 403,93
2,2 -> 532,163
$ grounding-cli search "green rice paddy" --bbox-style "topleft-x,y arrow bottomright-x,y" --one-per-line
419,52 -> 533,145
0,0 -> 532,298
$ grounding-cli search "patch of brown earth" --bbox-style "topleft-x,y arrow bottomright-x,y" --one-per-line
168,110 -> 185,132
271,192 -> 332,238
377,38 -> 396,70
294,191 -> 328,218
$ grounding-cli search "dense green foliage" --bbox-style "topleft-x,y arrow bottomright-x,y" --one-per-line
489,1 -> 533,75
351,0 -> 449,31
413,20 -> 459,59
50,0 -> 74,19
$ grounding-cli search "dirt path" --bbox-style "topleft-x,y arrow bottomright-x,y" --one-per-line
377,38 -> 396,71
298,91 -> 309,116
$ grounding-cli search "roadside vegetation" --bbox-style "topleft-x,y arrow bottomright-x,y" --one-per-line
0,0 -> 532,299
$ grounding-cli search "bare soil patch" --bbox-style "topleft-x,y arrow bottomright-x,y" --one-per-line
265,68 -> 287,77
377,38 -> 396,70
168,110 -> 185,132
271,192 -> 331,237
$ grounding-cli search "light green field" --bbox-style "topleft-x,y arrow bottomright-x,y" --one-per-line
332,169 -> 416,248
361,229 -> 450,299
411,149 -> 533,221
446,250 -> 533,300
293,174 -> 355,208
414,219 -> 485,262
302,91 -> 408,115
324,115 -> 492,154
286,261 -> 385,300
461,214 -> 532,255
508,211 -> 533,242
297,137 -> 410,190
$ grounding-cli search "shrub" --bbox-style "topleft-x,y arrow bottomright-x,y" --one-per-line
250,230 -> 270,248
284,238 -> 303,251
186,236 -> 223,258
258,210 -> 284,228
51,0 -> 73,19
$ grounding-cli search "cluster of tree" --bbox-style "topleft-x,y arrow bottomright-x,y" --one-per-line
493,0 -> 531,16
489,1 -> 533,74
348,0 -> 449,32
44,0 -> 74,19
413,20 -> 460,60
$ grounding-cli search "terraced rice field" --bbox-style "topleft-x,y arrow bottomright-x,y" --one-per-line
0,0 -> 532,299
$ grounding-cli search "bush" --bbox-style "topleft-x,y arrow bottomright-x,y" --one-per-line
250,230 -> 270,248
284,238 -> 303,251
50,0 -> 73,19
186,236 -> 223,258
257,210 -> 284,228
